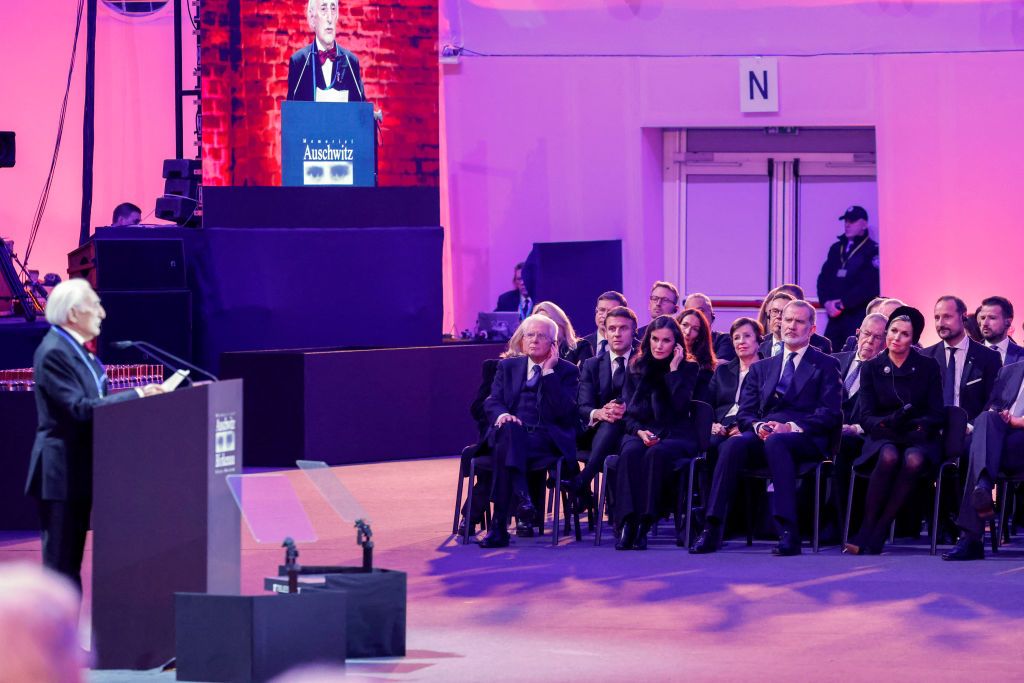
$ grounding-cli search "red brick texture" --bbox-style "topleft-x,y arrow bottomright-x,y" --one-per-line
201,0 -> 438,187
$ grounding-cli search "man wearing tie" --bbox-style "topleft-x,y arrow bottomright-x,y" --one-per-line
287,0 -> 366,102
920,296 -> 1000,425
494,262 -> 532,321
977,296 -> 1024,366
758,292 -> 833,358
691,300 -> 843,555
582,291 -> 628,356
829,312 -> 888,534
24,280 -> 164,590
480,315 -> 580,547
568,306 -> 638,504
943,359 -> 1024,560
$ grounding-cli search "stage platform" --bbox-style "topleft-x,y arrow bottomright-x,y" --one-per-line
2,456 -> 1023,682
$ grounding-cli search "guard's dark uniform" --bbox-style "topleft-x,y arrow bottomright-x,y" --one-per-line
817,229 -> 880,351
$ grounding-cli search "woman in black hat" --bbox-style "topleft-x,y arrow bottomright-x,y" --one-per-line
844,306 -> 945,555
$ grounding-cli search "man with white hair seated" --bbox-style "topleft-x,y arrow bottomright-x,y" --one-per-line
25,279 -> 164,590
479,314 -> 580,547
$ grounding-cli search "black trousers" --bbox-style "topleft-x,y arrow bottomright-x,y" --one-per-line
577,420 -> 627,485
830,434 -> 865,532
614,435 -> 696,526
956,411 -> 1024,538
707,431 -> 824,536
490,423 -> 560,527
39,498 -> 91,592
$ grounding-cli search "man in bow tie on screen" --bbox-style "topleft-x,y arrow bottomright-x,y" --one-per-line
287,0 -> 366,102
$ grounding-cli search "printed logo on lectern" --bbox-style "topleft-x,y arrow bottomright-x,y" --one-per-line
214,412 -> 238,471
301,138 -> 355,186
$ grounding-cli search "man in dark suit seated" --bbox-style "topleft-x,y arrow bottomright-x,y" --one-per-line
582,291 -> 629,356
758,291 -> 833,357
943,360 -> 1024,560
921,295 -> 1001,426
479,315 -> 580,547
287,0 -> 366,102
494,261 -> 532,320
568,306 -> 639,504
828,312 -> 888,536
691,300 -> 843,556
637,280 -> 680,340
977,296 -> 1024,366
684,292 -> 735,363
24,280 -> 164,590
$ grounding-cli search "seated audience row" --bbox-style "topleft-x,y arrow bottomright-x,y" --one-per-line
461,284 -> 1022,562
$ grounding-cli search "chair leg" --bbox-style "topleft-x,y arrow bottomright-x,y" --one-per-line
552,460 -> 562,546
930,465 -> 945,555
813,465 -> 822,553
453,469 -> 466,536
843,474 -> 856,546
595,456 -> 614,546
587,471 -> 599,532
464,461 -> 477,545
684,459 -> 697,550
997,481 -> 1011,553
745,479 -> 754,546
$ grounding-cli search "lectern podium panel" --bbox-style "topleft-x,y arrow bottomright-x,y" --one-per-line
92,379 -> 243,670
281,101 -> 376,187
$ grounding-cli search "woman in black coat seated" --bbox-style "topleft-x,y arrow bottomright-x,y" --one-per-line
708,317 -> 764,442
615,315 -> 699,550
676,307 -> 717,404
534,300 -> 594,366
844,306 -> 945,555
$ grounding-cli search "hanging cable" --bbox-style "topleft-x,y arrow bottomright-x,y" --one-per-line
24,0 -> 86,265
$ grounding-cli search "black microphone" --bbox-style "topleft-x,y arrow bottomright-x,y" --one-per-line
112,340 -> 219,382
292,48 -> 312,99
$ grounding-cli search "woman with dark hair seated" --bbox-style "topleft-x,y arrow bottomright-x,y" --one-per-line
708,317 -> 764,442
844,306 -> 944,555
676,308 -> 717,404
614,315 -> 699,550
533,300 -> 594,365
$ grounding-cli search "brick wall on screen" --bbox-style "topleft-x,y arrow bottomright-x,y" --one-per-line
202,0 -> 438,187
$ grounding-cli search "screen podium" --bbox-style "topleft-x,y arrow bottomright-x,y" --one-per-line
281,101 -> 376,187
91,379 -> 243,670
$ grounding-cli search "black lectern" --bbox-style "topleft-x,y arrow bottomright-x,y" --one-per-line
91,379 -> 243,670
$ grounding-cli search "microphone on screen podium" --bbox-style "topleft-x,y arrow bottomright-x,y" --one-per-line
112,340 -> 219,383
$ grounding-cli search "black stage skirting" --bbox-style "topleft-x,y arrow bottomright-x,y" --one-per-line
92,224 -> 443,373
222,342 -> 501,467
0,392 -> 40,530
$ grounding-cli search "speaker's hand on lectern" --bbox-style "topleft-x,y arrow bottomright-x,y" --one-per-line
140,384 -> 166,397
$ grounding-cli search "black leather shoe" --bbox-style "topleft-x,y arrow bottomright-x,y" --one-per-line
478,530 -> 510,548
970,485 -> 996,520
616,520 -> 638,550
515,494 -> 536,529
689,525 -> 722,554
772,530 -> 802,556
457,518 -> 476,538
942,536 -> 985,561
633,520 -> 651,550
515,522 -> 535,538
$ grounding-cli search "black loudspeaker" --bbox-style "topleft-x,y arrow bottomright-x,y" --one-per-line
156,194 -> 200,226
523,240 -> 623,336
68,239 -> 186,290
0,132 -> 14,167
96,290 -> 192,363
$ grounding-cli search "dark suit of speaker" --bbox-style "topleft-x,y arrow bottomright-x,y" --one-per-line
955,361 -> 1024,538
921,339 -> 1000,422
25,327 -> 137,589
482,356 -> 580,527
712,330 -> 736,362
575,351 -> 632,487
759,333 -> 833,359
706,346 -> 842,541
615,361 -> 699,527
286,43 -> 365,102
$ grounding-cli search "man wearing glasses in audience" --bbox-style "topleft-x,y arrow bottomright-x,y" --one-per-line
638,281 -> 680,340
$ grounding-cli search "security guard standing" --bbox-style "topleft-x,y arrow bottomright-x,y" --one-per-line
816,205 -> 880,351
